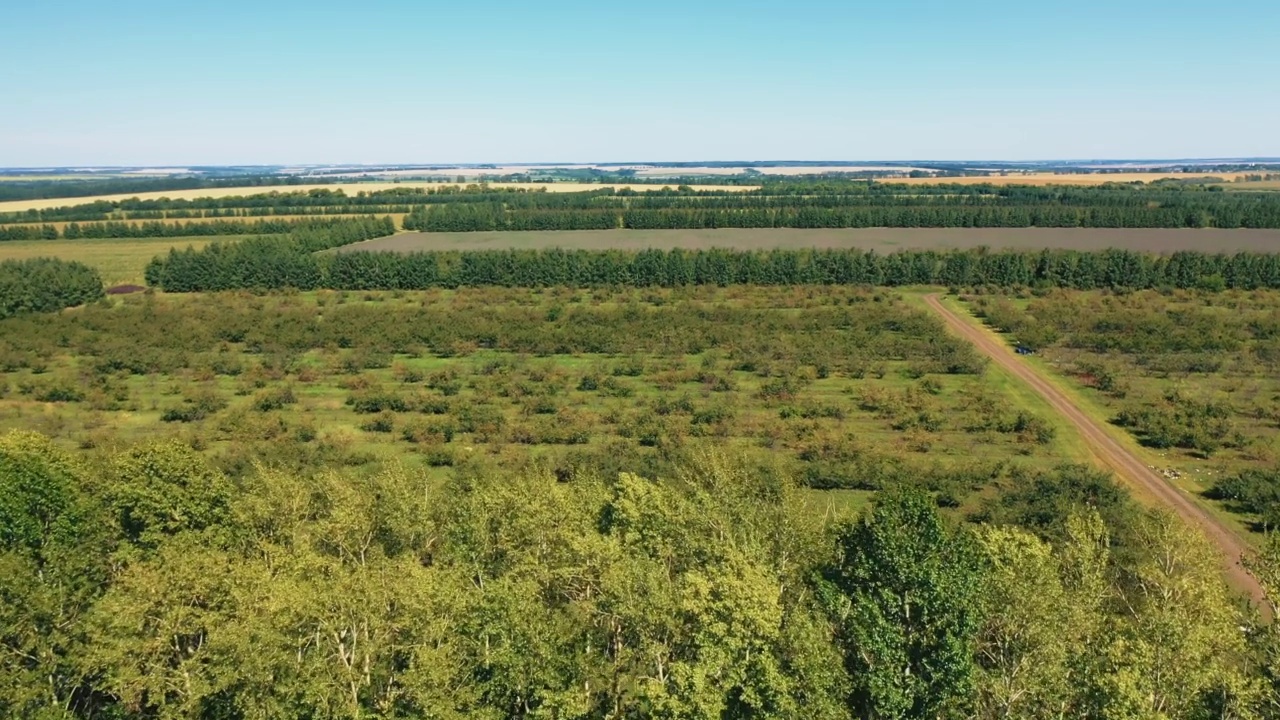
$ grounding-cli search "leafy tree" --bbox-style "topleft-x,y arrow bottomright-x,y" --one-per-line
972,510 -> 1109,719
0,432 -> 115,719
105,442 -> 232,548
819,489 -> 984,719
1092,511 -> 1264,719
0,257 -> 103,319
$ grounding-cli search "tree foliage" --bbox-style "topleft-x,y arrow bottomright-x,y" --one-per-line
0,257 -> 103,319
149,242 -> 1280,294
0,428 -> 1272,718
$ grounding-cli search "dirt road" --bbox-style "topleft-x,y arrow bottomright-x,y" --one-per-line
923,294 -> 1267,607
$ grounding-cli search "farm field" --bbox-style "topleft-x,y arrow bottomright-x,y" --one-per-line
966,288 -> 1280,533
889,171 -> 1264,185
0,235 -> 225,285
0,181 -> 756,214
343,227 -> 1280,253
0,286 -> 1087,517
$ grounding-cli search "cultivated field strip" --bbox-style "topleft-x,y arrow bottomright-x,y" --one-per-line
343,227 -> 1280,253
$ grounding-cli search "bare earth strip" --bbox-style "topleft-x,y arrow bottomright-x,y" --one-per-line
340,228 -> 1280,254
923,293 -> 1266,606
0,182 -> 756,214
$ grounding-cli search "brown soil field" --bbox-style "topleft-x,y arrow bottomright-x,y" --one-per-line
338,228 -> 1280,254
0,182 -> 756,214
924,294 -> 1267,607
887,172 -> 1258,186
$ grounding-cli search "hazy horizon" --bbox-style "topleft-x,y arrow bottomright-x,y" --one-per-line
5,158 -> 1280,172
4,0 -> 1278,166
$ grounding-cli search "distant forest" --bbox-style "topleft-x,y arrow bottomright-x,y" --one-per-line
6,182 -> 1280,238
0,175 -> 327,203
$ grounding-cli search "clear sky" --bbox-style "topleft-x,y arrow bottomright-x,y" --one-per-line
3,0 -> 1278,166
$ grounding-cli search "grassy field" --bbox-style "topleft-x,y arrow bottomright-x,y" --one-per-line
0,236 -> 226,285
341,227 -> 1280,253
0,286 -> 1089,518
0,182 -> 757,214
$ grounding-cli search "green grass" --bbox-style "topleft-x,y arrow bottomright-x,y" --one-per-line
0,236 -> 231,286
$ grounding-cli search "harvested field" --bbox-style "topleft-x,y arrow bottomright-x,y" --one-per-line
0,182 -> 757,214
339,228 -> 1280,254
888,172 -> 1259,186
0,236 -> 225,286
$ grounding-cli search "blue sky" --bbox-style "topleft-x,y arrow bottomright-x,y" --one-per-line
3,0 -> 1278,165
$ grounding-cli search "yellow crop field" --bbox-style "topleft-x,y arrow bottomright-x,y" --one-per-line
886,172 -> 1258,186
0,182 -> 757,214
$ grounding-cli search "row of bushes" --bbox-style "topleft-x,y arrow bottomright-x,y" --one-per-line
148,243 -> 1280,292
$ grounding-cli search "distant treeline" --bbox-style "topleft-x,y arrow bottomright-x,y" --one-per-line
147,243 -> 1280,293
0,174 -> 332,203
11,182 -> 1280,230
0,186 -> 711,224
0,217 -> 393,242
402,184 -> 1280,230
0,258 -> 103,319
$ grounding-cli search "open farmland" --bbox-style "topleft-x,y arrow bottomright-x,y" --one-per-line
0,235 -> 224,286
889,171 -> 1265,185
0,181 -> 756,214
341,227 -> 1280,253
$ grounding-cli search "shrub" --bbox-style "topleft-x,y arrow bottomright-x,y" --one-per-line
161,391 -> 227,423
360,412 -> 396,433
252,386 -> 297,412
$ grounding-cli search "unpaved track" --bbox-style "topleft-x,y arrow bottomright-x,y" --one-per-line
923,294 -> 1267,606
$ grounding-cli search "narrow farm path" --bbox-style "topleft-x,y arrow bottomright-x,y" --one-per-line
922,293 -> 1267,608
